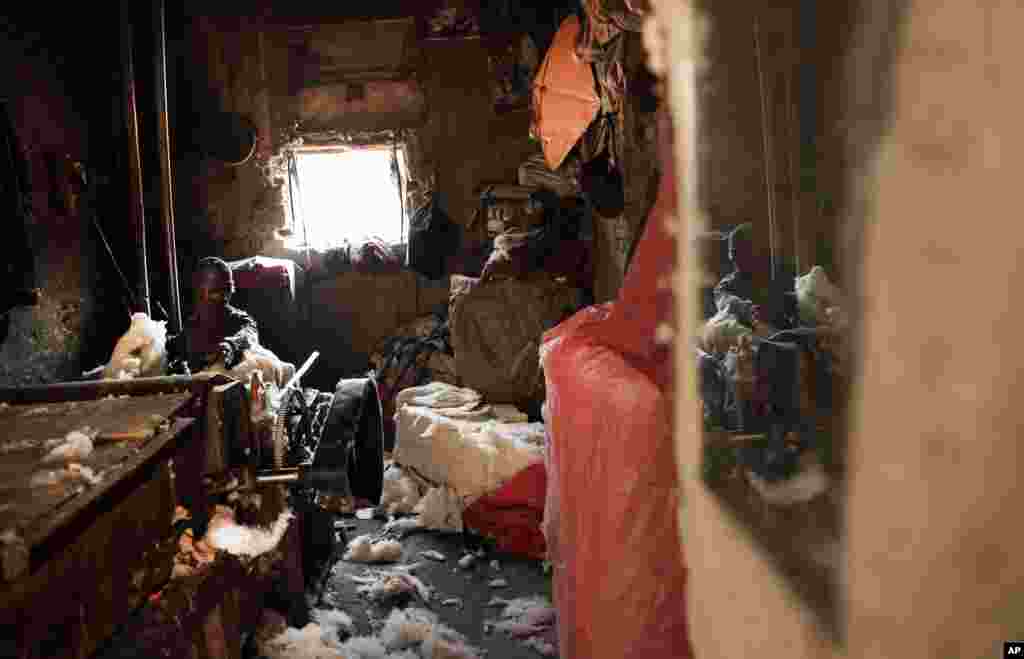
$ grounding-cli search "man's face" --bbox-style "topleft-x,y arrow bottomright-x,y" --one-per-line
195,269 -> 228,315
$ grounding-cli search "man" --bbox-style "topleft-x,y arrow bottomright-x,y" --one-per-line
713,223 -> 797,329
167,257 -> 258,375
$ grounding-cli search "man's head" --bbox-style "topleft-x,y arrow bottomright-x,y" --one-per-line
728,223 -> 755,272
193,257 -> 234,312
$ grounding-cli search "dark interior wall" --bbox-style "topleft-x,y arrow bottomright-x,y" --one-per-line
0,12 -> 124,385
695,1 -> 855,288
171,8 -> 540,384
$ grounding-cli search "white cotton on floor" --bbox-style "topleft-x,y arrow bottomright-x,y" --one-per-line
340,608 -> 482,659
380,466 -> 427,516
207,509 -> 294,557
488,596 -> 558,656
344,535 -> 403,564
258,608 -> 354,659
352,571 -> 432,603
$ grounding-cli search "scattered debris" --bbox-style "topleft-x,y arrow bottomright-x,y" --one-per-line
21,405 -> 51,416
457,554 -> 476,570
488,578 -> 508,588
206,508 -> 293,558
30,463 -> 102,488
746,458 -> 830,505
420,550 -> 447,562
41,427 -> 95,464
382,516 -> 423,537
352,571 -> 431,604
341,607 -> 482,659
344,535 -> 403,564
257,607 -> 354,659
380,465 -> 427,515
489,596 -> 558,656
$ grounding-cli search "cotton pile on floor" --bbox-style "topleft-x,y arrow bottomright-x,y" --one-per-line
391,382 -> 545,506
340,608 -> 482,659
257,608 -> 353,659
344,534 -> 403,564
487,596 -> 558,656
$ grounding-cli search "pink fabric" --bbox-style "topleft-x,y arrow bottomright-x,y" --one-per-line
539,110 -> 690,658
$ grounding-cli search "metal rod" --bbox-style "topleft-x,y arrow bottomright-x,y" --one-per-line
153,0 -> 183,333
753,15 -> 778,281
256,471 -> 301,485
284,351 -> 320,392
120,0 -> 151,317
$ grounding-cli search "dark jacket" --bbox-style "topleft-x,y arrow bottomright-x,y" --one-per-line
167,304 -> 258,374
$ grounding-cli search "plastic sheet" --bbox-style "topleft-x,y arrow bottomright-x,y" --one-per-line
539,110 -> 691,658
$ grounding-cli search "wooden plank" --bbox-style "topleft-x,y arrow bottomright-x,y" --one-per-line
0,394 -> 193,545
0,420 -> 193,659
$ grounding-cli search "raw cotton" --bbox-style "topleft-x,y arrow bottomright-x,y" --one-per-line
795,265 -> 843,326
413,488 -> 464,533
746,459 -> 829,505
351,571 -> 431,603
204,344 -> 295,388
340,608 -> 482,659
41,428 -> 95,464
207,509 -> 294,557
258,608 -> 353,659
489,596 -> 558,656
103,312 -> 168,379
394,382 -> 481,410
380,465 -> 426,515
344,535 -> 403,564
30,463 -> 101,488
393,402 -> 545,501
382,516 -> 423,537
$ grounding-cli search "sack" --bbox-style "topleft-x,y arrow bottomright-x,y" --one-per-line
450,277 -> 583,404
407,199 -> 461,281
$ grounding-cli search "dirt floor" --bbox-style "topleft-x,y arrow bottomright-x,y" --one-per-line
293,514 -> 556,658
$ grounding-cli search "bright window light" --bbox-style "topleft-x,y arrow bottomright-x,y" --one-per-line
286,148 -> 404,250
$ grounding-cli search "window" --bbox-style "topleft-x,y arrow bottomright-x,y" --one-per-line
285,147 -> 405,251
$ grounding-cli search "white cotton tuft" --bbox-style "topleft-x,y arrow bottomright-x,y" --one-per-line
207,509 -> 294,557
41,428 -> 94,464
344,535 -> 403,564
380,466 -> 426,515
260,623 -> 344,659
30,463 -> 101,488
355,572 -> 431,603
104,313 -> 168,379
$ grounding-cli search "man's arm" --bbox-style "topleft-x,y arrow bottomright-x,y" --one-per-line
219,307 -> 259,369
